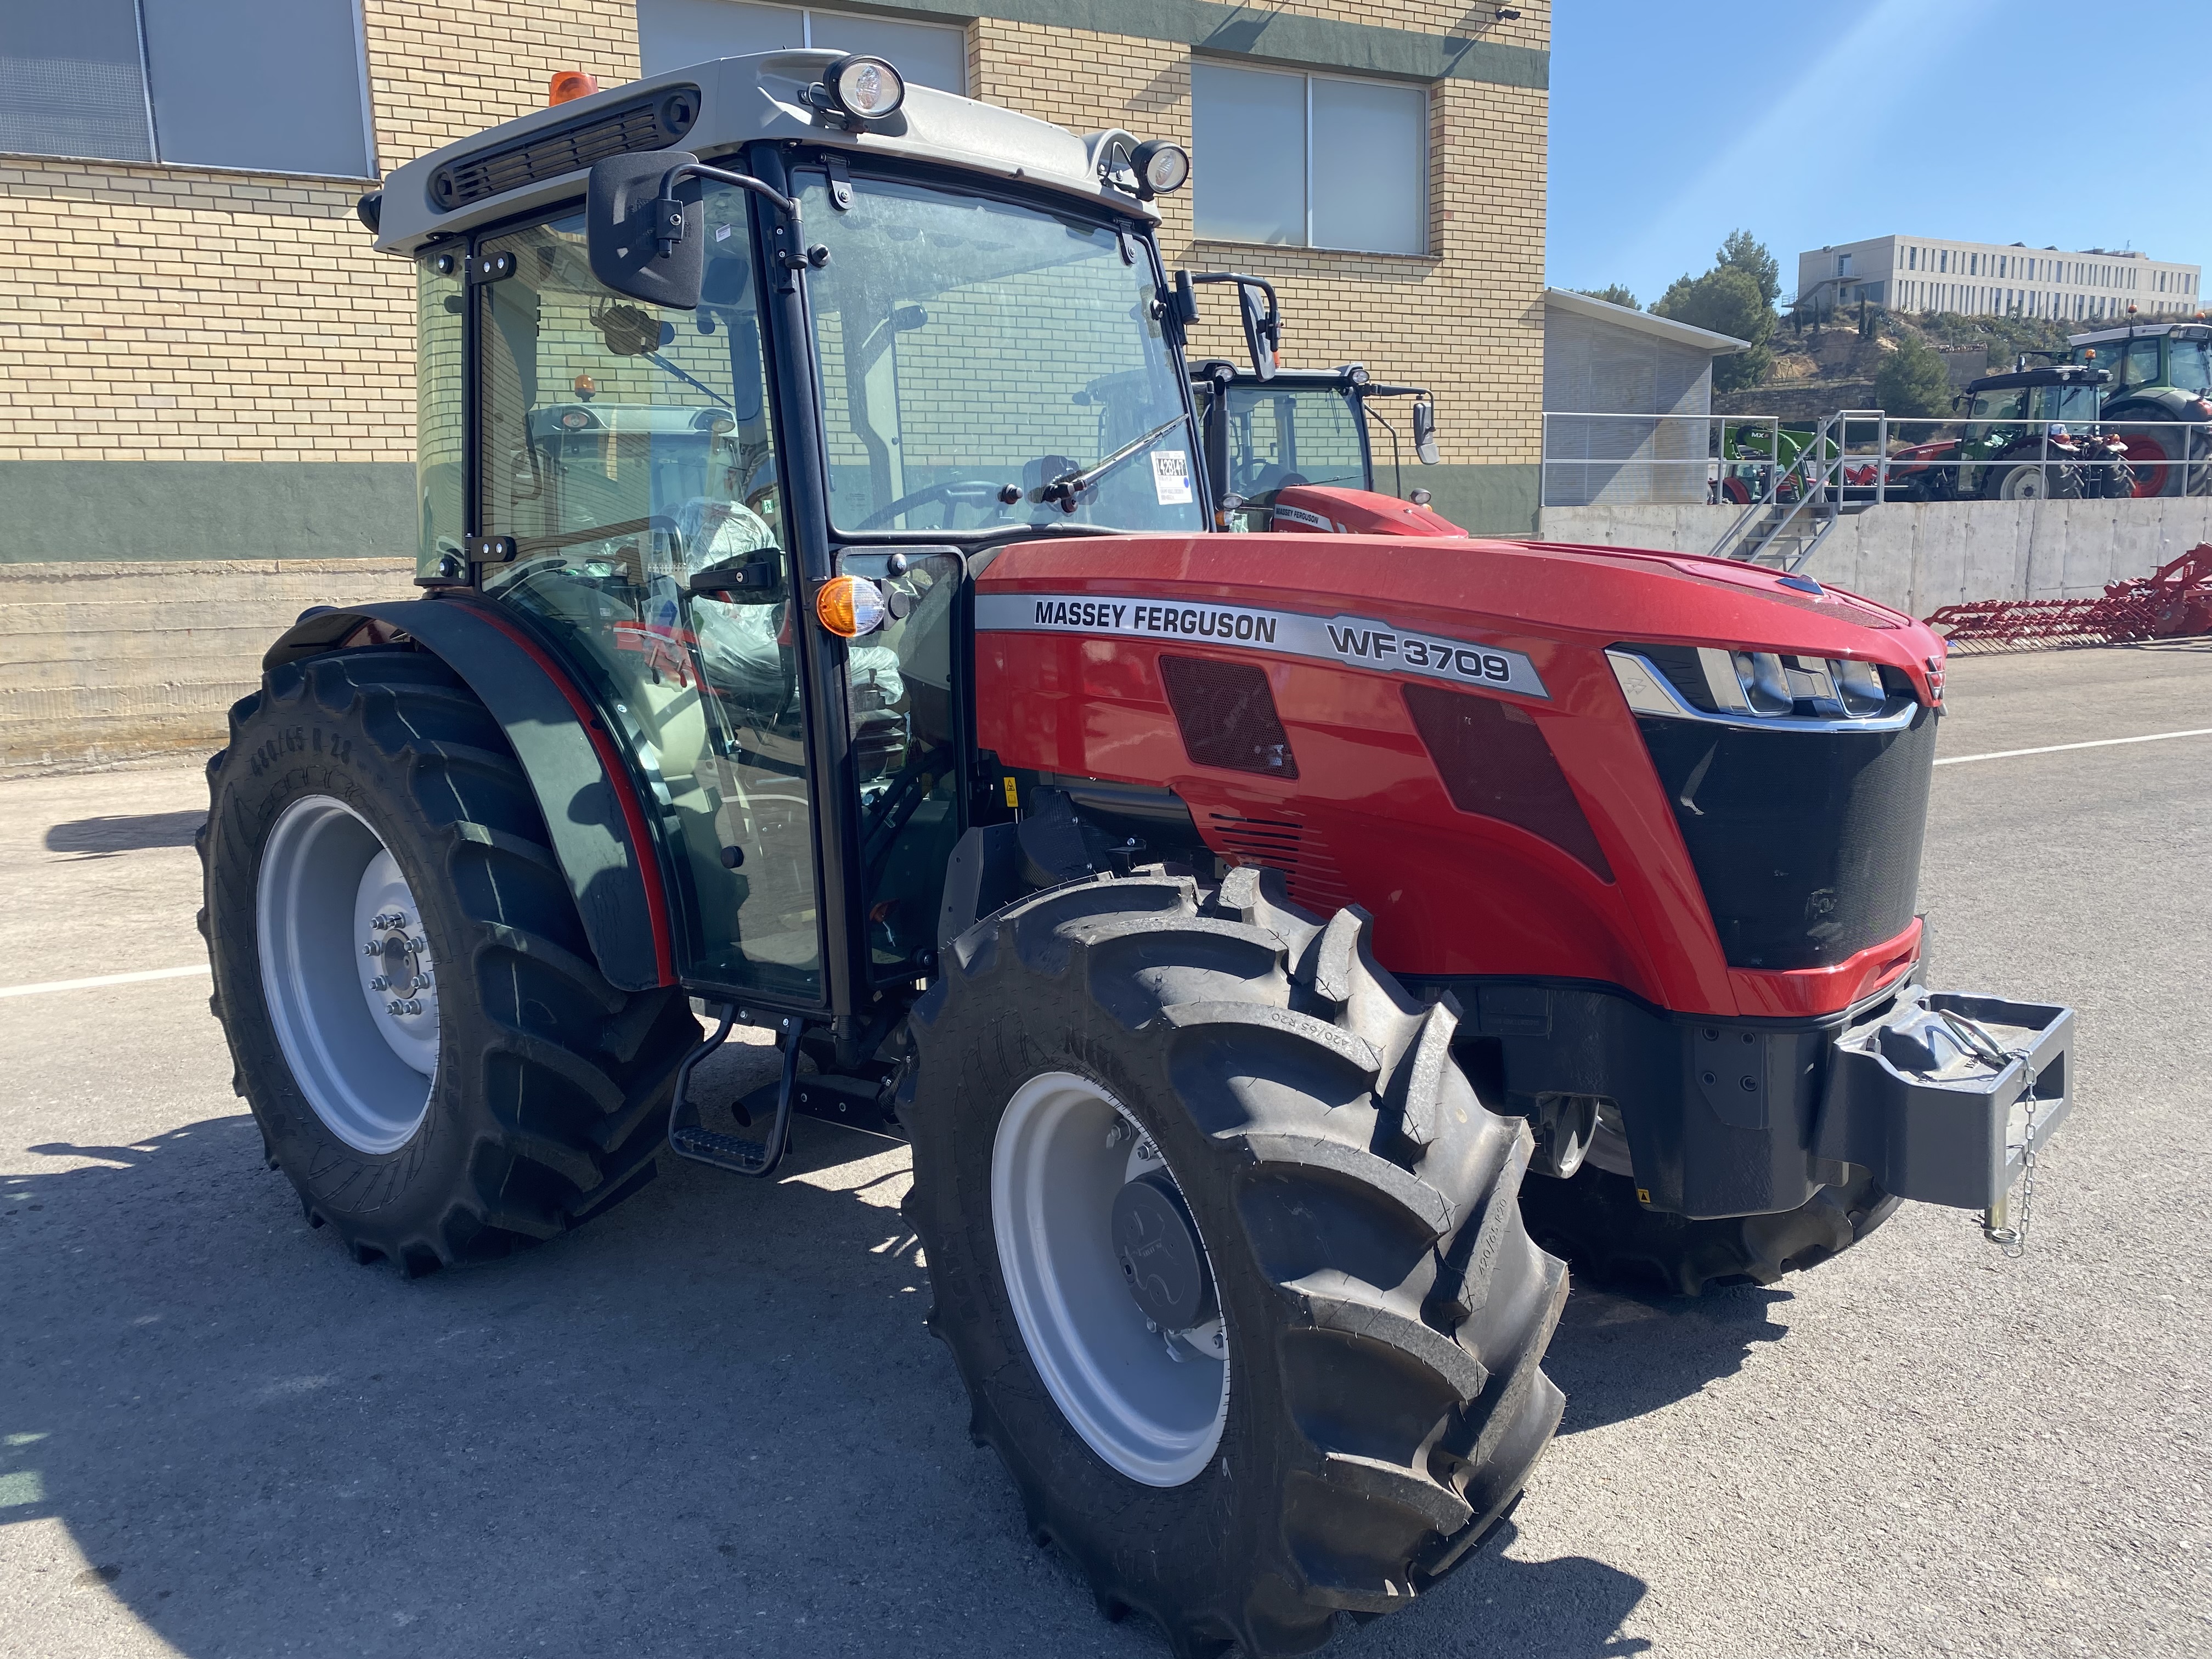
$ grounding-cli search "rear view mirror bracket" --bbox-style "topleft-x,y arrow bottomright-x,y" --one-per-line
1185,270 -> 1281,382
586,149 -> 817,311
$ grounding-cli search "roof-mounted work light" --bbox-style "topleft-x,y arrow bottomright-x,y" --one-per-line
1130,139 -> 1190,198
820,55 -> 905,122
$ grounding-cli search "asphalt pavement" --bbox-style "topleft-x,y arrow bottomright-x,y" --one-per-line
2,642 -> 2207,1659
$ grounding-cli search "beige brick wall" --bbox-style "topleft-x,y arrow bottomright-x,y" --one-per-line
0,0 -> 1543,471
967,7 -> 1548,467
0,0 -> 645,469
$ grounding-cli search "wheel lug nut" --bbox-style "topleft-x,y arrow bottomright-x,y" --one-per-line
362,942 -> 380,956
369,975 -> 389,991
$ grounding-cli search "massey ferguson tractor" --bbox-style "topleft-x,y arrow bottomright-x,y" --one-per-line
199,52 -> 2074,1657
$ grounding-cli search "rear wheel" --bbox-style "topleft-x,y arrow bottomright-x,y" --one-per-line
2107,404 -> 2178,496
1518,1113 -> 1900,1298
199,647 -> 696,1275
901,867 -> 1566,1657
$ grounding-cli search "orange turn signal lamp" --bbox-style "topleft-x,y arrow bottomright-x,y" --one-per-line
815,574 -> 888,638
549,70 -> 599,106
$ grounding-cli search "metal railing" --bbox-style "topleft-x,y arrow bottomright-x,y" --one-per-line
1541,409 -> 2212,567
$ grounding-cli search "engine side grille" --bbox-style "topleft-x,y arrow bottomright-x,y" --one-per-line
428,88 -> 700,212
1635,709 -> 1936,970
1207,812 -> 1351,913
1159,654 -> 1299,779
1402,685 -> 1613,881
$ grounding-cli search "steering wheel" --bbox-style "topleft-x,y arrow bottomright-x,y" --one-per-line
856,478 -> 1013,531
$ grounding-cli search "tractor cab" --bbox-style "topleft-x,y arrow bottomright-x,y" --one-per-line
1189,360 -> 1454,533
2064,323 -> 2212,496
369,49 -> 1224,1017
1957,366 -> 2103,443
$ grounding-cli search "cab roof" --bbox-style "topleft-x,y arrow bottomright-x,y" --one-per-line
2068,321 -> 2211,347
1965,365 -> 2109,392
371,49 -> 1160,256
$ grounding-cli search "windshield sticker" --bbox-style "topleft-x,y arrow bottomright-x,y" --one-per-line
1150,451 -> 1193,505
975,593 -> 1548,699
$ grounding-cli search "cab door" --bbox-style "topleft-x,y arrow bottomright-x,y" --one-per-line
467,185 -> 828,1011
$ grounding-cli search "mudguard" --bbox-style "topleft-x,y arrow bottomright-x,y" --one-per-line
265,597 -> 675,991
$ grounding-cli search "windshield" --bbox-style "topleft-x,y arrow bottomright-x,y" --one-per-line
801,174 -> 1204,537
1222,384 -> 1367,498
2170,337 -> 2211,394
2042,385 -> 2100,423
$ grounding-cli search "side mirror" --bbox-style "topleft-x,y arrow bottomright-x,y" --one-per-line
1238,280 -> 1280,382
586,148 -> 702,310
1412,397 -> 1440,465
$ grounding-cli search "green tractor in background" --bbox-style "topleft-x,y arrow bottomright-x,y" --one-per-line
2064,320 -> 2212,496
1883,364 -> 2134,502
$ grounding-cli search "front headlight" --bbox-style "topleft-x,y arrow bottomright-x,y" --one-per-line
1607,644 -> 1914,730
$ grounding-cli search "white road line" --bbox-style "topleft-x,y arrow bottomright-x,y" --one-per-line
1936,727 -> 2212,767
0,964 -> 211,1000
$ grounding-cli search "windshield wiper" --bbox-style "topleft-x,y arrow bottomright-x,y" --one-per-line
1032,416 -> 1185,512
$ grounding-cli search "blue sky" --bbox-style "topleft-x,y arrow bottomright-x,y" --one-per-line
1547,0 -> 2212,309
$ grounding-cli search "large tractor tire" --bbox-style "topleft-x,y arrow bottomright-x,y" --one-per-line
900,867 -> 1567,1658
1519,1134 -> 1901,1300
199,647 -> 697,1276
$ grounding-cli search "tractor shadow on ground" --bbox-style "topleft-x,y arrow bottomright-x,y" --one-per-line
43,810 -> 206,857
3,1066 -> 1708,1659
1545,1282 -> 1792,1437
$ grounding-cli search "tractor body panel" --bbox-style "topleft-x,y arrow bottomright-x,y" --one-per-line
1268,484 -> 1467,537
971,533 -> 1982,1218
266,601 -> 678,990
974,532 -> 1940,1021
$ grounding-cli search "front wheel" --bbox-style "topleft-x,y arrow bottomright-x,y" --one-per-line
1988,460 -> 2076,501
900,868 -> 1566,1657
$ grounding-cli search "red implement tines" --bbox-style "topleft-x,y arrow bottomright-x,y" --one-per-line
1926,543 -> 2212,652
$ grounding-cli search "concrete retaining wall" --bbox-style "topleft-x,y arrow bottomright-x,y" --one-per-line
1535,496 -> 2212,617
0,559 -> 415,775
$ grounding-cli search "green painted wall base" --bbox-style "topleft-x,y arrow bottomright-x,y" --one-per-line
1415,464 -> 1541,538
0,461 -> 415,563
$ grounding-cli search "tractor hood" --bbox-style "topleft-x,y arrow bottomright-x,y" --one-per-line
975,533 -> 1945,706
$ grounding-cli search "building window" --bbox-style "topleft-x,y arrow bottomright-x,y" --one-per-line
0,0 -> 374,177
1191,61 -> 1427,256
638,1 -> 967,93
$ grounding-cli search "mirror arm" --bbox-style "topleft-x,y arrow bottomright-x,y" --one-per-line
657,162 -> 820,270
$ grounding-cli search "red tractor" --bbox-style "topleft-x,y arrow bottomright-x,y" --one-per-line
1189,355 -> 1468,536
201,52 -> 2073,1657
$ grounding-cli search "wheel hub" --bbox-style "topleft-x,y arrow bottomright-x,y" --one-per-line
1112,1173 -> 1216,1333
990,1072 -> 1229,1487
257,797 -> 438,1155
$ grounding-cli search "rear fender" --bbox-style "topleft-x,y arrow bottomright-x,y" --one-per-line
264,599 -> 676,991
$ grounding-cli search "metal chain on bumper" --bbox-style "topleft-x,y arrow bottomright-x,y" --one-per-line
1938,1009 -> 2045,1257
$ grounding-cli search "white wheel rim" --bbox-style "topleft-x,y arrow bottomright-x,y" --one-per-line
256,795 -> 439,1154
991,1071 -> 1229,1487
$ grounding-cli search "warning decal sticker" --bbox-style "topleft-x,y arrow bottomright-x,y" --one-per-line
974,592 -> 1549,699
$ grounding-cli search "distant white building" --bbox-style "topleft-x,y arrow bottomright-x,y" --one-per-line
1797,235 -> 2200,323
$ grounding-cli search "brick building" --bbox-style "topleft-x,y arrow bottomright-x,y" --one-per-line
0,0 -> 1549,766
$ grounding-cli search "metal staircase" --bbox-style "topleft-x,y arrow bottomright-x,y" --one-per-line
1708,409 -> 1886,570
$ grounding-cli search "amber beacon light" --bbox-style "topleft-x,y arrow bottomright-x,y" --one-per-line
548,70 -> 599,105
